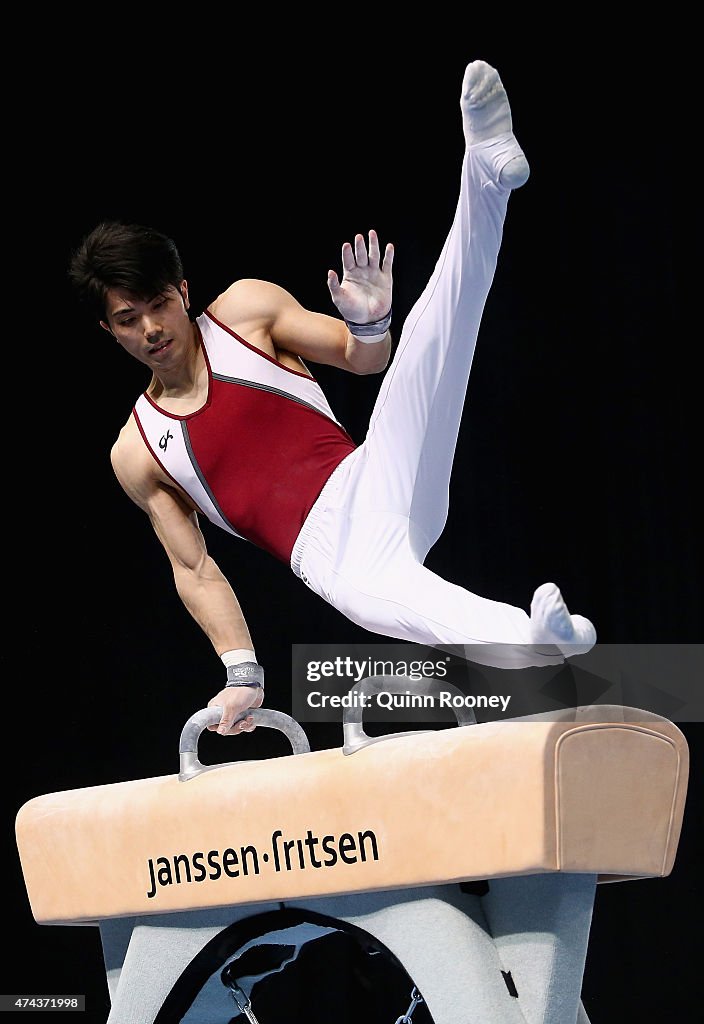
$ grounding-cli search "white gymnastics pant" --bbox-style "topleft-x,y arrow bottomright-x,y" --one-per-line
290,133 -> 562,670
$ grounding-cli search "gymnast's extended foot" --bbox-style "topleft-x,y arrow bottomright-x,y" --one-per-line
461,60 -> 530,189
530,582 -> 597,658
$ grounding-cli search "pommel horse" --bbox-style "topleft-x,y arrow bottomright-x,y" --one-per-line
16,677 -> 689,1023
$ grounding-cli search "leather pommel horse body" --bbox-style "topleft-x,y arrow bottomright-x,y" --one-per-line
15,698 -> 690,1023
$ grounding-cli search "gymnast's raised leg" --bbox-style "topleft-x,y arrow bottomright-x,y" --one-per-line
294,61 -> 596,669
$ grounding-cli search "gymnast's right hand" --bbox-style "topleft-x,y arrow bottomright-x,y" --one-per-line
207,685 -> 263,736
207,662 -> 265,736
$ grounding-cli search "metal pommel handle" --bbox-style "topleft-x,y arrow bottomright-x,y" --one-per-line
343,675 -> 476,755
179,707 -> 311,781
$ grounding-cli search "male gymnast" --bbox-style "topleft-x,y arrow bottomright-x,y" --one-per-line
69,60 -> 596,738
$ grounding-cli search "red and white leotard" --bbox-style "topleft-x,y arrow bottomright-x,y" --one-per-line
132,308 -> 358,564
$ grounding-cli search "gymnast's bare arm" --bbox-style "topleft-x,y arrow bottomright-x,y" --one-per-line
110,418 -> 263,729
209,230 -> 394,375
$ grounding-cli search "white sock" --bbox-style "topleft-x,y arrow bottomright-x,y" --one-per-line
530,582 -> 597,658
461,60 -> 530,189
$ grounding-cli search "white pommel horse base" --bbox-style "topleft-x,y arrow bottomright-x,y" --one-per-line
16,680 -> 689,1024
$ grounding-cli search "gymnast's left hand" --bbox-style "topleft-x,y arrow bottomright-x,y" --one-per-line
327,229 -> 394,324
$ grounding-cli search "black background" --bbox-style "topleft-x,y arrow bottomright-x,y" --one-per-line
3,26 -> 700,1023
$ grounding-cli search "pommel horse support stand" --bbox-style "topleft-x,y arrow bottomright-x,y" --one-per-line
16,677 -> 689,1024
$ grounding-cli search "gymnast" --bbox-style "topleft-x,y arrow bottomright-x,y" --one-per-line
68,60 -> 596,737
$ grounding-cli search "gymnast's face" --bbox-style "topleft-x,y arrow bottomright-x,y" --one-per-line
100,282 -> 194,370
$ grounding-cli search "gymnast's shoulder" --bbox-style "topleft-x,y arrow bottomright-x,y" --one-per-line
207,277 -> 299,328
109,416 -> 162,505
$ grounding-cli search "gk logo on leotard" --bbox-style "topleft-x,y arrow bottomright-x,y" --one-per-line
159,430 -> 174,451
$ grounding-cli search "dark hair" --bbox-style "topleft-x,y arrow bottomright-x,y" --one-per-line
68,221 -> 186,321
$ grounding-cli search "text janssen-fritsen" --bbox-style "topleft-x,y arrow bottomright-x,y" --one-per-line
146,828 -> 380,899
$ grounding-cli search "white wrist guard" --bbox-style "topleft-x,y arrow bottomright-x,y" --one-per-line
221,648 -> 257,667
